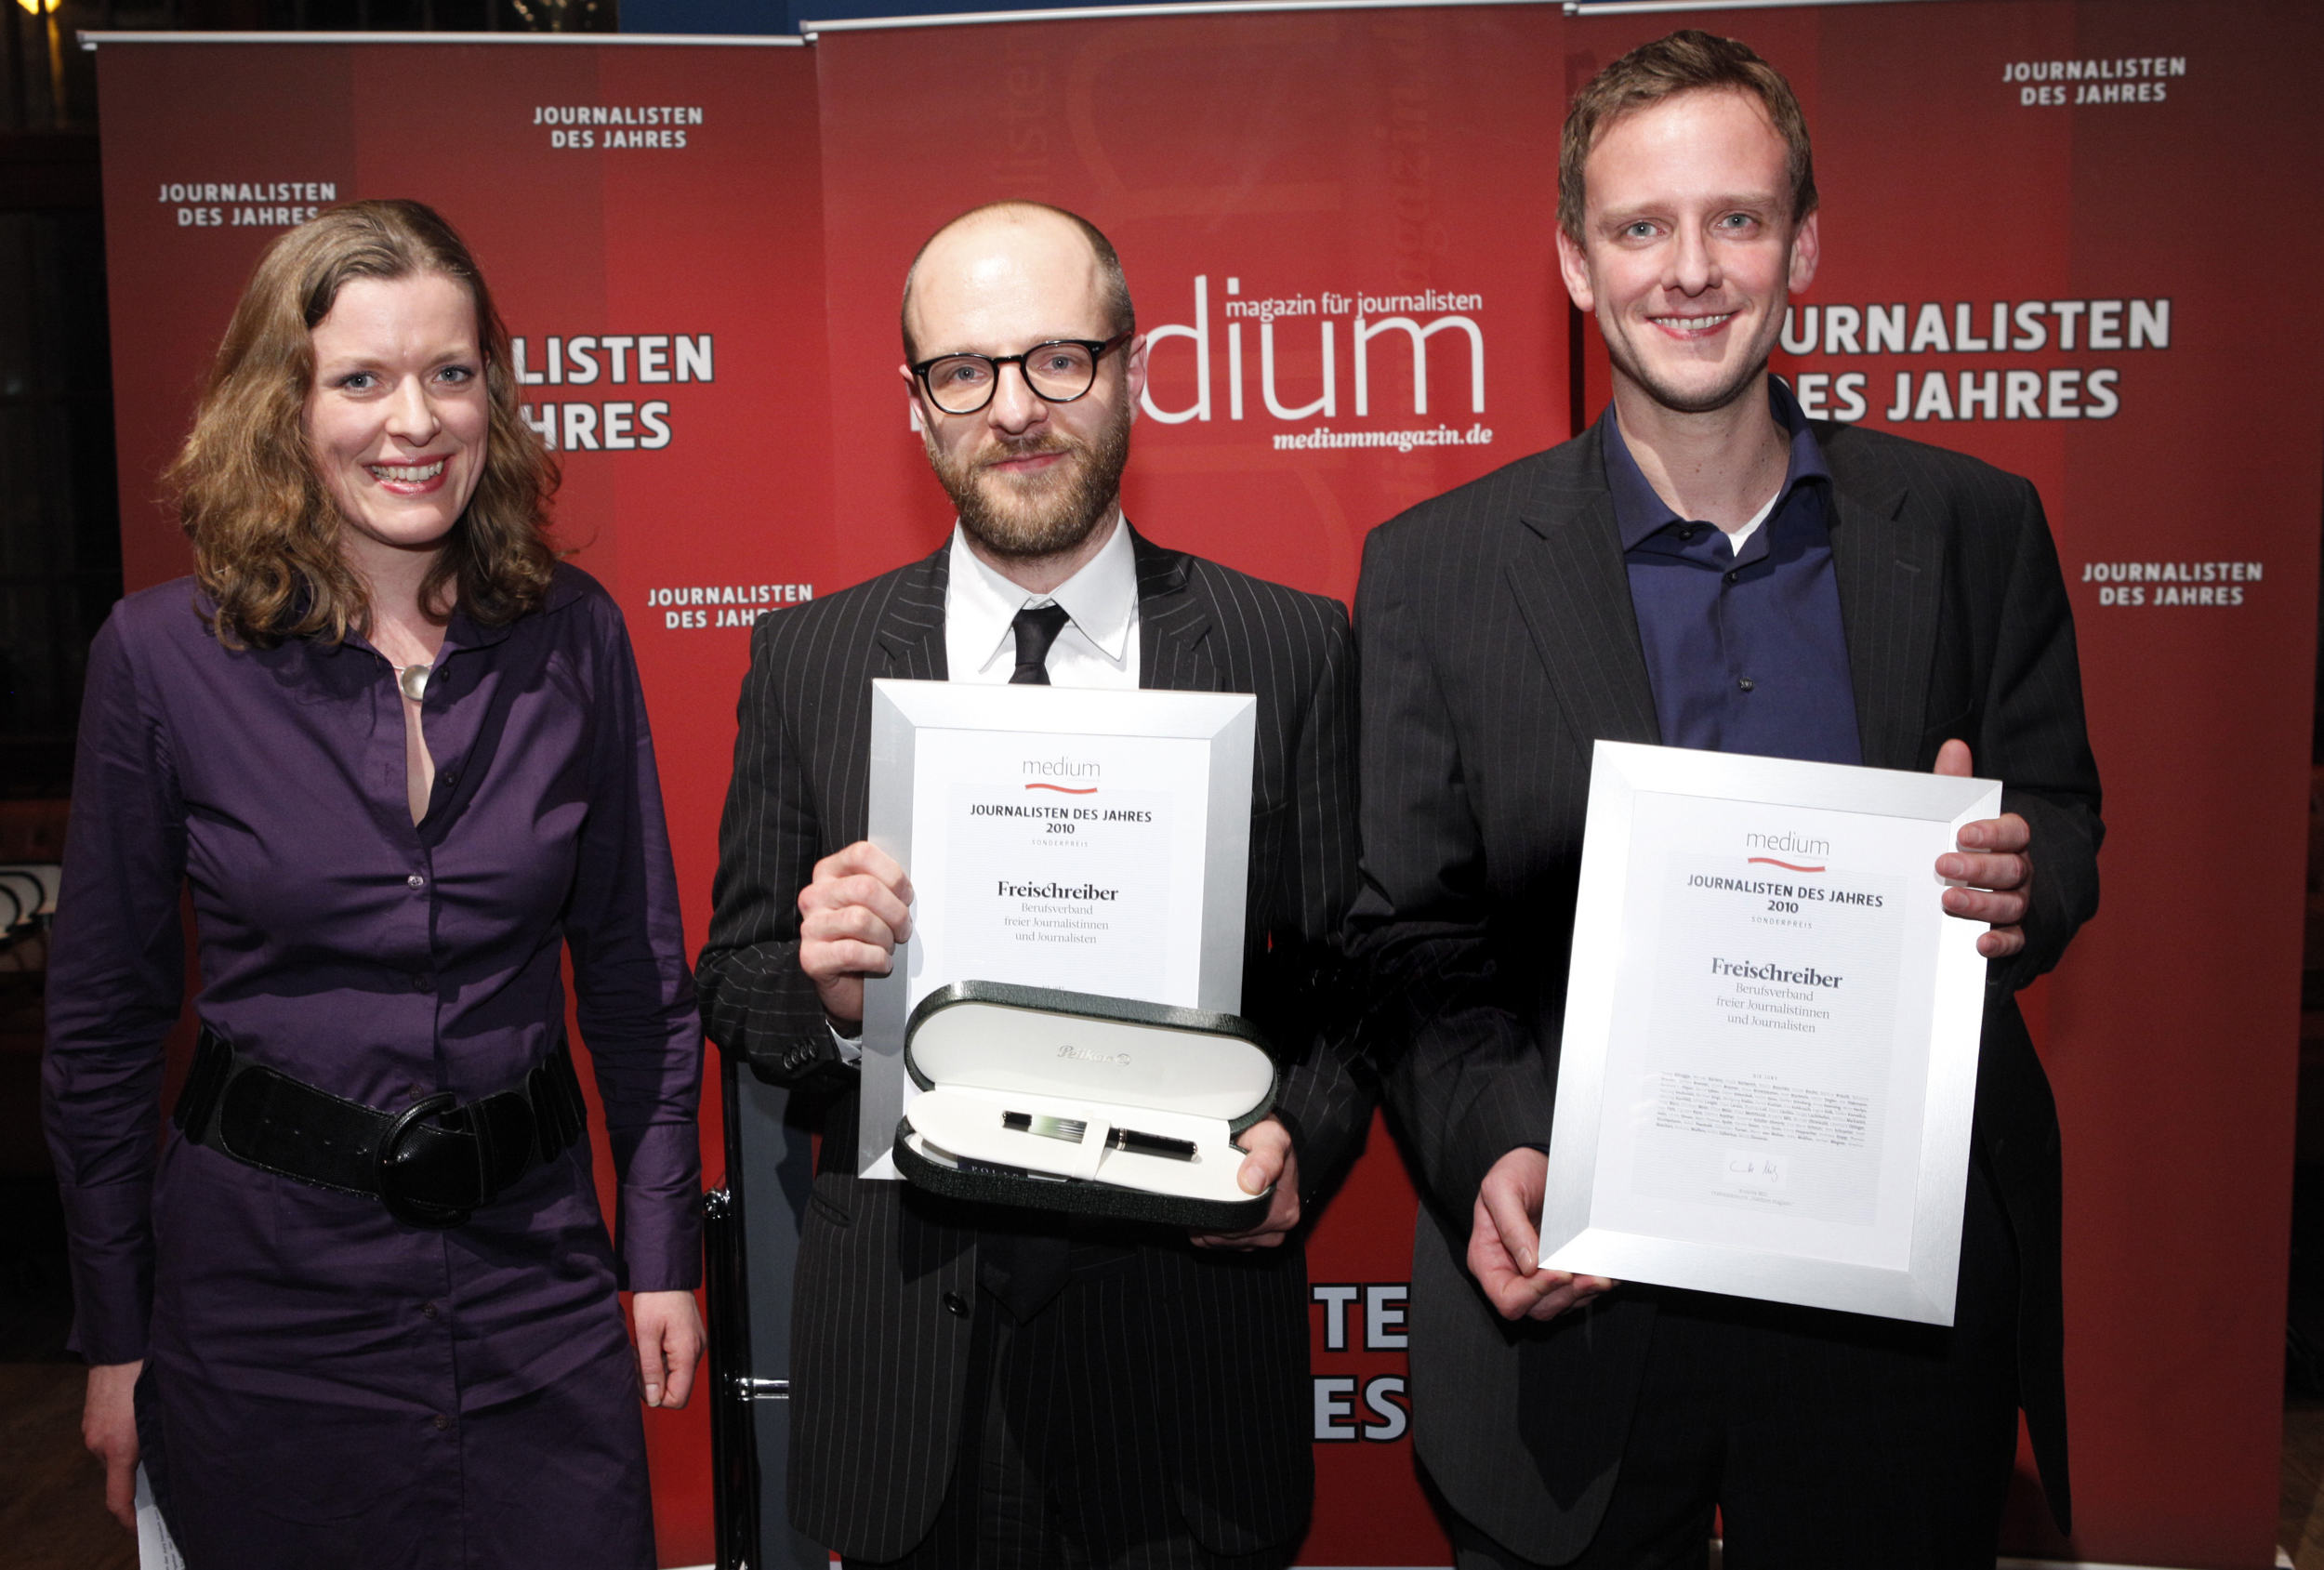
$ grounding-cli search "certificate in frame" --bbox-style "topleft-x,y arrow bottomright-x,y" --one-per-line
1539,741 -> 2000,1325
857,679 -> 1257,1177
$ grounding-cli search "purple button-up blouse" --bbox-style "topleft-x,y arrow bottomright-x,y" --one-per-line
42,564 -> 702,1409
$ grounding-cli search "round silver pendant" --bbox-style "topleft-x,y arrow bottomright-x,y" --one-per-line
397,663 -> 432,703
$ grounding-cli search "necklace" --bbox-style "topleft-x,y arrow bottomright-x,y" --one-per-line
392,663 -> 432,703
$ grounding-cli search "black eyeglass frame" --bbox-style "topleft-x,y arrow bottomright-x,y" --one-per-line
909,330 -> 1135,416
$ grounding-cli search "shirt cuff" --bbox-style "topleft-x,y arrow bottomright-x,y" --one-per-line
613,1126 -> 705,1292
56,1180 -> 153,1366
828,1021 -> 863,1064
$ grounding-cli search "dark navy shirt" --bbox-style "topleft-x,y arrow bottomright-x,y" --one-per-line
1605,379 -> 1863,766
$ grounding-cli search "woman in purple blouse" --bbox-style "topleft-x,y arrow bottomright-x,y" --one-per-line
42,200 -> 705,1568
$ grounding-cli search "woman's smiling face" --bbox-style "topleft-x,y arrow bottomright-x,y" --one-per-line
303,271 -> 490,570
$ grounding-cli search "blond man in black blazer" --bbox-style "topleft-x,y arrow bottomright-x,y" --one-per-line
1347,32 -> 2100,1570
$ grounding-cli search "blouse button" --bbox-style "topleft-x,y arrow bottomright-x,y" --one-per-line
430,1413 -> 452,1432
406,874 -> 427,891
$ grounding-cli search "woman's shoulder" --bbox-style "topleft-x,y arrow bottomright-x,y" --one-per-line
544,560 -> 607,606
519,563 -> 654,679
533,561 -> 627,643
101,576 -> 220,657
531,560 -> 620,622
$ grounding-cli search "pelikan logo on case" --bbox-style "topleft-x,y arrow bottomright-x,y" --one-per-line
1058,1043 -> 1131,1066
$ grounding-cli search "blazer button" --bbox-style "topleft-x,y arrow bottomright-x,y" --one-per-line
943,1291 -> 971,1319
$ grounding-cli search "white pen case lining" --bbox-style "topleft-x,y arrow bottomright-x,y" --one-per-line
895,982 -> 1278,1228
907,1087 -> 1253,1202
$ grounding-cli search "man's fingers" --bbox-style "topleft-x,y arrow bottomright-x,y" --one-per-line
799,938 -> 896,983
1976,928 -> 2027,959
799,899 -> 904,956
812,842 -> 913,905
1470,1250 -> 1545,1317
1192,1218 -> 1291,1250
1525,1279 -> 1585,1322
1953,813 -> 2029,854
1494,1269 -> 1569,1320
799,874 -> 913,943
1936,850 -> 2028,890
1193,1124 -> 1298,1248
1470,1205 -> 1547,1319
1470,1150 -> 1552,1320
1525,1274 -> 1617,1323
1933,738 -> 1973,777
1941,885 -> 2028,926
1469,1229 -> 1567,1320
1483,1180 -> 1542,1270
1236,1120 -> 1289,1194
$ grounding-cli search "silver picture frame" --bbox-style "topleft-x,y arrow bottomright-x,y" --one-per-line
857,679 -> 1257,1177
1540,741 -> 2000,1325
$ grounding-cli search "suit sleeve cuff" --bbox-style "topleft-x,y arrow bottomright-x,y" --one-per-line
1444,1073 -> 1556,1220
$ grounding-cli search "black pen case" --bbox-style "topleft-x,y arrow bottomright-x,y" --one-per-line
894,981 -> 1277,1231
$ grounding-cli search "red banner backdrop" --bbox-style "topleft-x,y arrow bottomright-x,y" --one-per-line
88,3 -> 2324,1564
812,4 -> 1572,611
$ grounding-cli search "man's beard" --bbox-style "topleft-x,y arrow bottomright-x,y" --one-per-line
929,402 -> 1132,561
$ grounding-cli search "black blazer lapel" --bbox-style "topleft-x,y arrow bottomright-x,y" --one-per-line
1130,524 -> 1220,693
1508,429 -> 1661,750
1827,469 -> 1943,772
874,544 -> 951,682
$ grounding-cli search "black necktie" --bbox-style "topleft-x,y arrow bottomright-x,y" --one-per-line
1009,604 -> 1072,685
993,605 -> 1077,1320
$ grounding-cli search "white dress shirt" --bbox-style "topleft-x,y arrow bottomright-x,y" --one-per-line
943,515 -> 1142,690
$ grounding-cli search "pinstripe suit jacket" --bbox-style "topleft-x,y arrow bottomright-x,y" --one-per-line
1346,415 -> 2102,1563
697,526 -> 1368,1560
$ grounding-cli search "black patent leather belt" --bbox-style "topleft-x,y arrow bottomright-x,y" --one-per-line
172,1028 -> 588,1228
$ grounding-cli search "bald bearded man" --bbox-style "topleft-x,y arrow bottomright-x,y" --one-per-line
696,203 -> 1368,1569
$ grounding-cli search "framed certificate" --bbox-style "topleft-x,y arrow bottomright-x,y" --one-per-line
1539,741 -> 2000,1325
855,679 -> 1257,1177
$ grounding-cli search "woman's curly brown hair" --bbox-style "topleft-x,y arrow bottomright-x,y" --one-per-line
168,199 -> 559,647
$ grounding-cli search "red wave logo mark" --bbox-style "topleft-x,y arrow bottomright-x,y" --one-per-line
1024,783 -> 1099,795
1748,856 -> 1825,873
